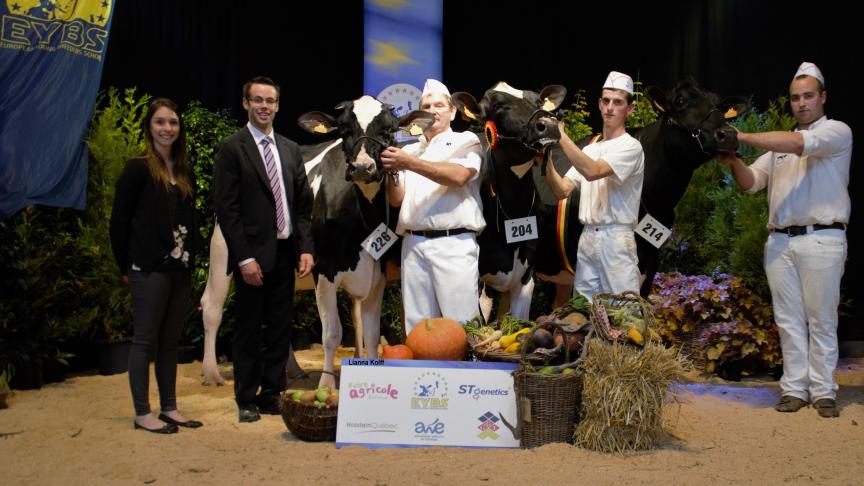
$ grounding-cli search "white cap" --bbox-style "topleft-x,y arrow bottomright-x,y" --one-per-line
602,71 -> 634,95
421,78 -> 450,98
793,62 -> 825,86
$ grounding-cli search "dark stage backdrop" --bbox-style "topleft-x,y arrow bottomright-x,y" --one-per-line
101,0 -> 860,338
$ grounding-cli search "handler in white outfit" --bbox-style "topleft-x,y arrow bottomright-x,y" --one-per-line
381,79 -> 485,333
718,62 -> 852,418
543,71 -> 644,299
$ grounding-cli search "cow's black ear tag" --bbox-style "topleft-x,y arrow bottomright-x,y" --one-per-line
484,120 -> 499,149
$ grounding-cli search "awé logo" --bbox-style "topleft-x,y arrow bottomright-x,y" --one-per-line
411,371 -> 449,410
413,418 -> 445,440
477,411 -> 500,440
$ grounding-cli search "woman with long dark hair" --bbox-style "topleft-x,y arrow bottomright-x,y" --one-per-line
109,98 -> 202,434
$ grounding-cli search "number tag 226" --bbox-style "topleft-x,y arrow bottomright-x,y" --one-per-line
361,223 -> 399,260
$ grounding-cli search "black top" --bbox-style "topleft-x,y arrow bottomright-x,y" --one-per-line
109,157 -> 201,275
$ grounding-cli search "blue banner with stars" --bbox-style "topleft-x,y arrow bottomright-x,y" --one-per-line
0,0 -> 114,219
364,0 -> 442,118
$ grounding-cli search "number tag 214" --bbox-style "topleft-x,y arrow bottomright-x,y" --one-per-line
636,213 -> 671,249
361,223 -> 399,260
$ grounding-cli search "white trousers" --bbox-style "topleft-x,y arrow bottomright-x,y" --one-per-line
574,224 -> 640,300
401,232 -> 480,334
765,229 -> 846,401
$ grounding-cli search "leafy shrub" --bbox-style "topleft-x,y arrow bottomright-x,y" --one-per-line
649,272 -> 781,374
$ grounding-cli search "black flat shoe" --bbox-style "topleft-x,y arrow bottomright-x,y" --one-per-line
158,413 -> 203,428
134,421 -> 178,434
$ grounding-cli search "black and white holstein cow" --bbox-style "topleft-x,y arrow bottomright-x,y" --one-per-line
296,97 -> 432,389
451,82 -> 567,321
532,79 -> 751,301
199,97 -> 432,389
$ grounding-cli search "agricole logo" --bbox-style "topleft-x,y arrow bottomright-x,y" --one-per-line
346,382 -> 399,400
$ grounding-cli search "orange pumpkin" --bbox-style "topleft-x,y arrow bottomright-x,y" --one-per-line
405,317 -> 467,361
382,344 -> 414,360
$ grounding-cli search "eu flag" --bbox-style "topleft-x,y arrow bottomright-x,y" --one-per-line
364,0 -> 442,119
0,0 -> 114,219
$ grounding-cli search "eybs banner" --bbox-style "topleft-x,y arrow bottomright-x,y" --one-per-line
0,0 -> 114,219
364,0 -> 442,119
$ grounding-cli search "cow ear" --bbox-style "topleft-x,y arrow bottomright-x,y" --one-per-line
538,85 -> 567,111
297,111 -> 338,135
396,111 -> 435,136
717,96 -> 753,120
451,92 -> 483,121
644,86 -> 669,113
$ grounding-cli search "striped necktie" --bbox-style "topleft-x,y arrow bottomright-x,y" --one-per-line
261,137 -> 286,234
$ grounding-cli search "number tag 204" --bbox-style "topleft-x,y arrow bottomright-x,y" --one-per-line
636,213 -> 671,249
361,223 -> 398,260
504,216 -> 538,244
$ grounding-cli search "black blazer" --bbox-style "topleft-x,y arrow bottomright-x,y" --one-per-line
213,126 -> 314,273
109,157 -> 201,275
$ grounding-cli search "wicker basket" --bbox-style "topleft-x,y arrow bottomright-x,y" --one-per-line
590,291 -> 656,344
279,370 -> 338,442
468,333 -> 544,364
511,367 -> 582,448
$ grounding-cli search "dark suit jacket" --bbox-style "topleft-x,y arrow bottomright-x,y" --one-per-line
109,157 -> 201,275
213,126 -> 314,273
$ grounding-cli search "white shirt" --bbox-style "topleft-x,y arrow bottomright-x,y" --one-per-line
247,122 -> 292,239
563,133 -> 644,226
747,116 -> 852,229
396,128 -> 486,235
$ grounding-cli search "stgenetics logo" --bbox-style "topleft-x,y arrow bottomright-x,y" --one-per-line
413,418 -> 445,442
411,371 -> 449,410
476,411 -> 500,440
457,384 -> 510,401
2,1 -> 112,60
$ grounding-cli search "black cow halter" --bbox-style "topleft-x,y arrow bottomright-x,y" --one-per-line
664,107 -> 724,155
484,108 -> 557,150
349,134 -> 393,181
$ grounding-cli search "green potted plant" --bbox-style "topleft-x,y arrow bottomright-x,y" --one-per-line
80,87 -> 149,374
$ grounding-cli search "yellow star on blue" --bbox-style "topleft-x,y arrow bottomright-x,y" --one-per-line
366,39 -> 417,75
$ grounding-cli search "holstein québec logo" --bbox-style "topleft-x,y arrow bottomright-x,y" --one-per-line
476,411 -> 500,440
346,381 -> 399,400
2,1 -> 112,60
411,371 -> 449,410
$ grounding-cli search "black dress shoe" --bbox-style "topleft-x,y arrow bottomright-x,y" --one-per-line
134,421 -> 179,434
158,413 -> 204,428
238,404 -> 260,423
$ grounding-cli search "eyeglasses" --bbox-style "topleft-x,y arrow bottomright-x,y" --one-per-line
247,96 -> 278,106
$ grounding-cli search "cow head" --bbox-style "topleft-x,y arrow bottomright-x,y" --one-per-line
452,82 -> 566,167
298,96 -> 434,183
645,80 -> 751,155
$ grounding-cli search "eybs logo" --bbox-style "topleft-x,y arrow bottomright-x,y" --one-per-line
411,371 -> 449,410
2,0 -> 113,60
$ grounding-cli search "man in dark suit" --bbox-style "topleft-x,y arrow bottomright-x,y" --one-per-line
214,76 -> 315,423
